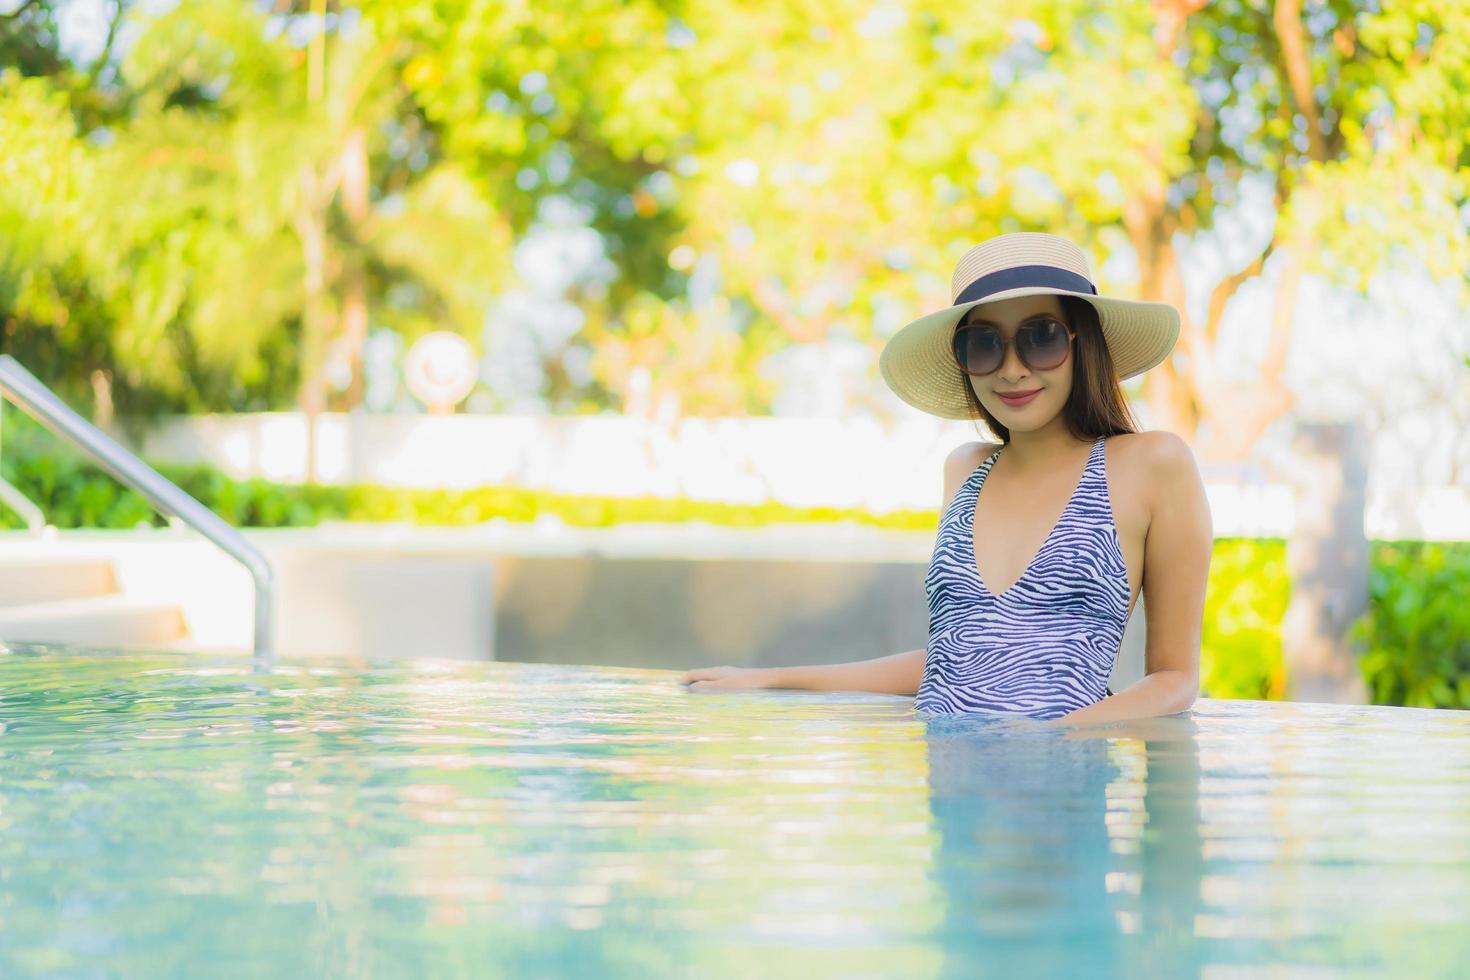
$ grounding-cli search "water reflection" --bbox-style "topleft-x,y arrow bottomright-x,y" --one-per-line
921,712 -> 1205,975
2,645 -> 1469,976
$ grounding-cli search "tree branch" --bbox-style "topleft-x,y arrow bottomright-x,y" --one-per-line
1272,0 -> 1329,162
752,277 -> 818,345
1259,243 -> 1301,385
1148,0 -> 1207,58
1204,240 -> 1273,344
0,0 -> 44,22
86,0 -> 127,88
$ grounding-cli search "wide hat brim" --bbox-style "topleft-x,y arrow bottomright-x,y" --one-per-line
879,285 -> 1181,421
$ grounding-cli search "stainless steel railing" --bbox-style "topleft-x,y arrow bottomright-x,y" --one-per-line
0,355 -> 274,667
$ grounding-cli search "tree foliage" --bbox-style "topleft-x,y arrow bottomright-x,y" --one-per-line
1,0 -> 1465,451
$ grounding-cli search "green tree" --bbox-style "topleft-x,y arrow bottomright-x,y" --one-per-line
108,0 -> 515,473
5,0 -> 1467,445
380,0 -> 1199,415
0,0 -> 144,423
2,1 -> 516,473
1128,0 -> 1470,462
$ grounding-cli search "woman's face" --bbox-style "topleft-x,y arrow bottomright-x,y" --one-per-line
958,293 -> 1074,433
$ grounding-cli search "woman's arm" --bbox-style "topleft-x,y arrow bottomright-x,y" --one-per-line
1051,431 -> 1212,726
1048,669 -> 1198,726
683,441 -> 988,700
682,647 -> 926,696
768,647 -> 927,695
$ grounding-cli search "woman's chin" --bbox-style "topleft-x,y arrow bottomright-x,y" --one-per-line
985,401 -> 1052,427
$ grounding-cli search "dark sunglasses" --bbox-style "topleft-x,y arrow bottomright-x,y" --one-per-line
951,315 -> 1075,376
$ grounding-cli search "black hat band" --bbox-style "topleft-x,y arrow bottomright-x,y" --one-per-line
953,265 -> 1097,306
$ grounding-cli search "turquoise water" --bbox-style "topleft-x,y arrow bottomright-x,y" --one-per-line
2,643 -> 1468,978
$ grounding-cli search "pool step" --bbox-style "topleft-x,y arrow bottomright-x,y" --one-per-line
0,594 -> 188,648
0,556 -> 118,608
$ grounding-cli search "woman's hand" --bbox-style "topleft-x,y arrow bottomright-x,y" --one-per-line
681,665 -> 774,691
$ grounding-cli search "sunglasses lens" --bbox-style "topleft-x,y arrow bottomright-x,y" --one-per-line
1019,319 -> 1070,369
953,327 -> 1002,375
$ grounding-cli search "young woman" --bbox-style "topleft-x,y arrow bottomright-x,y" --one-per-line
682,233 -> 1213,725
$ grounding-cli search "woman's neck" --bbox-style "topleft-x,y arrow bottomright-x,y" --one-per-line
1000,420 -> 1092,472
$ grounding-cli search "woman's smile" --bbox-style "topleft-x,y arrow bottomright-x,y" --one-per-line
996,389 -> 1042,408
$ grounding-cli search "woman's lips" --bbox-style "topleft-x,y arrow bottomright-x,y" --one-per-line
996,389 -> 1041,407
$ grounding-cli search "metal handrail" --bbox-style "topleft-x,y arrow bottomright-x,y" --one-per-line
0,399 -> 47,533
0,477 -> 46,533
0,355 -> 274,667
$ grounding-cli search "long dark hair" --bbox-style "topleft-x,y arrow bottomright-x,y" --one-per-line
959,295 -> 1139,443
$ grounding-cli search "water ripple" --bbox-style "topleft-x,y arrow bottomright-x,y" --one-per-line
1,643 -> 1467,976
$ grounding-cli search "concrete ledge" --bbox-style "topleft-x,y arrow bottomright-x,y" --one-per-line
0,526 -> 1145,690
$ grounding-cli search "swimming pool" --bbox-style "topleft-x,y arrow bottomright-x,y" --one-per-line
2,643 -> 1467,976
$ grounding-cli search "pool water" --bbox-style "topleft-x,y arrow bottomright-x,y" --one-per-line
2,643 -> 1468,977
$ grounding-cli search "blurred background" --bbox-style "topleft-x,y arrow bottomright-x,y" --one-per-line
1,0 -> 1467,708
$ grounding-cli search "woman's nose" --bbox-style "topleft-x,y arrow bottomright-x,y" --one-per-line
998,336 -> 1028,380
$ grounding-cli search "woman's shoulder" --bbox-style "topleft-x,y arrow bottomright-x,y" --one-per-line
1106,430 -> 1196,469
943,440 -> 1001,479
1104,430 -> 1202,510
939,441 -> 1001,511
941,431 -> 1197,486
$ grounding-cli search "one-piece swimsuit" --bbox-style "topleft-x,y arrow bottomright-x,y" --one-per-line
915,436 -> 1133,720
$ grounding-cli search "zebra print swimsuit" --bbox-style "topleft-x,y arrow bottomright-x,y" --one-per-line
915,436 -> 1133,720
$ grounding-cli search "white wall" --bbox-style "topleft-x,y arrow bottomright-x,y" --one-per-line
132,413 -> 1470,540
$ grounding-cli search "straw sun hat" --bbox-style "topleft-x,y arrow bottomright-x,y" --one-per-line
879,232 -> 1181,420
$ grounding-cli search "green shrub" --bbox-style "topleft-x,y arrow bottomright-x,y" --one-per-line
1351,541 -> 1470,709
0,427 -> 936,532
1201,538 -> 1290,700
6,417 -> 1468,709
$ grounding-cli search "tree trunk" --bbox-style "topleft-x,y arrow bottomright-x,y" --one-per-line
89,368 -> 114,430
296,165 -> 331,485
1124,179 -> 1199,441
340,127 -> 370,409
1128,0 -> 1311,465
1280,419 -> 1371,704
